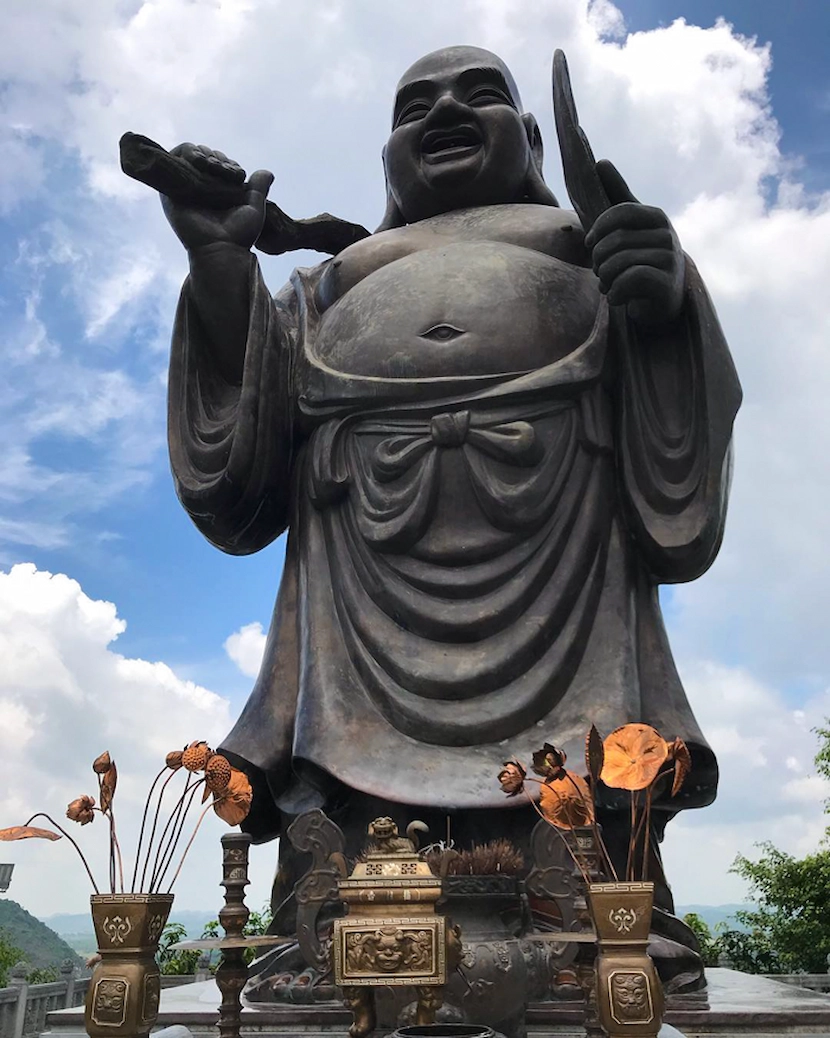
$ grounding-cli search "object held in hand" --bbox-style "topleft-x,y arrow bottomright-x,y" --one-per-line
119,132 -> 370,256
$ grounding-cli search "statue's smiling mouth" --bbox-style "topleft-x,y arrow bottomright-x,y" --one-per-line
421,125 -> 482,164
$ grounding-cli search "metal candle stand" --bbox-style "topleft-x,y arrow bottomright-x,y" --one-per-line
172,832 -> 290,1038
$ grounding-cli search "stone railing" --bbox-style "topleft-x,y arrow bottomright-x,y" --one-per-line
0,963 -> 89,1038
765,973 -> 830,993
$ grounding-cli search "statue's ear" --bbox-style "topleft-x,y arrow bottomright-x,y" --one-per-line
376,145 -> 405,232
522,112 -> 544,171
521,112 -> 558,207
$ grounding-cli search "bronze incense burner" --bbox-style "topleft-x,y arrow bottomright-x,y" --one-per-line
333,818 -> 461,1037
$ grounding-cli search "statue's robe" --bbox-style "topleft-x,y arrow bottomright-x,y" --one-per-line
168,247 -> 741,842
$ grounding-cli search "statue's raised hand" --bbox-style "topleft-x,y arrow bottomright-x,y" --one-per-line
161,143 -> 274,253
584,160 -> 685,327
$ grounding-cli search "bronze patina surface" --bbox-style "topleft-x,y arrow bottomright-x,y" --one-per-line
333,819 -> 459,1037
149,43 -> 741,929
86,892 -> 173,1038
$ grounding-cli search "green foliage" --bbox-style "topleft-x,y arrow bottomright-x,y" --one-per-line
815,722 -> 830,807
713,925 -> 782,974
730,842 -> 830,974
156,906 -> 272,975
682,912 -> 719,967
157,922 -> 202,976
0,901 -> 82,974
0,930 -> 25,987
26,966 -> 59,984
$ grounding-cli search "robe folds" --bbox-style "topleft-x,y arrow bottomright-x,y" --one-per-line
168,250 -> 741,842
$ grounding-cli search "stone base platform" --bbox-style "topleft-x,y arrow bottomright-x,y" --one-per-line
43,969 -> 830,1037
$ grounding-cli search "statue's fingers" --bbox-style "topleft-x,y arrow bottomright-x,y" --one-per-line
246,169 -> 275,204
596,159 -> 639,205
590,227 -> 673,270
596,249 -> 674,293
605,266 -> 670,306
584,203 -> 666,250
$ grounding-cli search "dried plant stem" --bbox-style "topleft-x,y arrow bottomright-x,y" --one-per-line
152,777 -> 204,892
138,768 -> 182,892
522,785 -> 591,886
165,794 -> 222,894
110,813 -> 125,893
149,774 -> 199,891
25,813 -> 100,894
131,767 -> 167,890
628,791 -> 638,882
561,770 -> 618,882
643,787 -> 654,882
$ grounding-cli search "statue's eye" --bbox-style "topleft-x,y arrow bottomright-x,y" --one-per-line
420,324 -> 465,342
466,87 -> 511,108
395,100 -> 431,126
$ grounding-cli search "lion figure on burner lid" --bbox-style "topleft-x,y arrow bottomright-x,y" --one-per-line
366,817 -> 430,855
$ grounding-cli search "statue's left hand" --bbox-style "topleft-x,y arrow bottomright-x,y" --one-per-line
584,160 -> 685,327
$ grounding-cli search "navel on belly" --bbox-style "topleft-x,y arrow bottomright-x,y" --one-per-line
311,241 -> 600,379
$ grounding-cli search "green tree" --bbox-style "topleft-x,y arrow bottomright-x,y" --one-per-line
157,922 -> 202,976
724,721 -> 830,974
0,930 -> 25,987
682,913 -> 720,967
156,906 -> 272,976
731,842 -> 830,973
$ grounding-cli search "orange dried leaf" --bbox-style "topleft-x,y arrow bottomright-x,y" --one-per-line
585,725 -> 604,785
100,761 -> 117,813
213,767 -> 252,826
670,738 -> 692,797
600,724 -> 669,791
539,771 -> 594,829
0,825 -> 61,842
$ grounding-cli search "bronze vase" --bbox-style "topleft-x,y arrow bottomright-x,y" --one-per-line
85,893 -> 174,1038
587,882 -> 663,1038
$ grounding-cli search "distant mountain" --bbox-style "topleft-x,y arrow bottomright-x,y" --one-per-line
0,900 -> 84,971
42,909 -> 218,942
676,903 -> 751,931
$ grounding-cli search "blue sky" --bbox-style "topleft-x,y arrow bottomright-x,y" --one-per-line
1,0 -> 829,915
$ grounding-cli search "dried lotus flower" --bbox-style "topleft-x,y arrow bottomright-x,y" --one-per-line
0,824 -> 61,842
99,760 -> 117,813
531,742 -> 567,780
212,767 -> 252,826
669,737 -> 692,797
182,741 -> 211,772
539,771 -> 594,829
92,751 -> 112,775
600,724 -> 669,791
205,754 -> 232,793
66,795 -> 96,825
166,749 -> 184,771
497,760 -> 526,797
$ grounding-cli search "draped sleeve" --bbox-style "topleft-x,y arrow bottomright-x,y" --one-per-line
167,256 -> 298,555
615,256 -> 742,583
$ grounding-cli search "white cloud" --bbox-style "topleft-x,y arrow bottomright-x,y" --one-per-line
0,563 -> 275,915
224,622 -> 266,679
662,660 -> 830,905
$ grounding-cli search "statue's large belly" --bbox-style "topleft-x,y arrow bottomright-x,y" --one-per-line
312,242 -> 600,378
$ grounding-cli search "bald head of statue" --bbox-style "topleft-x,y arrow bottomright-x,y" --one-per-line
380,46 -> 556,228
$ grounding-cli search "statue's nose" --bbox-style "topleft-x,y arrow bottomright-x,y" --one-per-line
425,90 -> 469,125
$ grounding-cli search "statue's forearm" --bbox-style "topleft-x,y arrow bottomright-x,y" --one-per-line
187,242 -> 254,385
